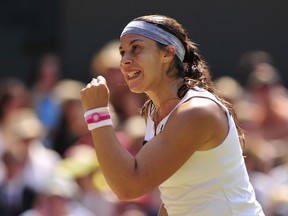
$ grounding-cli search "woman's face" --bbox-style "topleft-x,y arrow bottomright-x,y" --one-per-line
119,34 -> 166,94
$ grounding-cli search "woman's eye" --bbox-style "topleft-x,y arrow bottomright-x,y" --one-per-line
119,50 -> 125,56
132,45 -> 141,53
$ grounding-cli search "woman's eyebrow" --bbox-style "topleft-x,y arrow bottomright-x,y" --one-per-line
119,38 -> 144,50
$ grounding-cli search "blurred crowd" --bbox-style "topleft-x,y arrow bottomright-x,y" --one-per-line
0,41 -> 287,216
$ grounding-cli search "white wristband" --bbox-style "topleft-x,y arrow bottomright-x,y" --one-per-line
84,107 -> 112,131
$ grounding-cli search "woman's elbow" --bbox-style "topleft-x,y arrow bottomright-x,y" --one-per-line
114,189 -> 143,201
112,183 -> 148,201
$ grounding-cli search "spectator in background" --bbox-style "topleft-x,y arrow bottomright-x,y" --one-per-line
238,50 -> 275,86
0,77 -> 31,157
29,53 -> 62,147
0,150 -> 36,216
237,50 -> 288,142
51,79 -> 91,157
236,50 -> 288,216
235,51 -> 288,167
244,135 -> 279,216
0,107 -> 60,215
60,144 -> 118,216
3,108 -> 60,192
214,75 -> 244,105
268,139 -> 288,215
269,160 -> 288,216
244,62 -> 288,151
20,171 -> 94,216
269,184 -> 288,216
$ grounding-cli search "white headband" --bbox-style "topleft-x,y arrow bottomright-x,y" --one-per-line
120,20 -> 185,62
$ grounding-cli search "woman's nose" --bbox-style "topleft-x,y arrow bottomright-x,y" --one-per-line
120,53 -> 132,65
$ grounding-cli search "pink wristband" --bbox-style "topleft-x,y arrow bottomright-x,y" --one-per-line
84,107 -> 113,130
85,111 -> 111,124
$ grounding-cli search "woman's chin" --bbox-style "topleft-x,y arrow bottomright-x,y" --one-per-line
130,88 -> 143,94
128,85 -> 143,94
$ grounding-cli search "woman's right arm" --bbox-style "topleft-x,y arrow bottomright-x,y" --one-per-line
81,76 -> 225,200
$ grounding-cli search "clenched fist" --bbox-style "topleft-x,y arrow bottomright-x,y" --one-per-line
80,76 -> 110,112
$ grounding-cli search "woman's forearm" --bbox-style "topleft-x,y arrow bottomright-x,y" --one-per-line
91,126 -> 143,199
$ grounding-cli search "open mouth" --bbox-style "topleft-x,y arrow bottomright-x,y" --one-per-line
127,71 -> 140,80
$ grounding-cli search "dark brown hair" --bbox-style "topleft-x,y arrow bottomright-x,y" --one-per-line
135,14 -> 245,148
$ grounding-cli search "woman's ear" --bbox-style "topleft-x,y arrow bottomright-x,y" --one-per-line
163,45 -> 176,63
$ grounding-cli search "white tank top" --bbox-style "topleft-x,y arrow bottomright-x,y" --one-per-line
144,89 -> 264,216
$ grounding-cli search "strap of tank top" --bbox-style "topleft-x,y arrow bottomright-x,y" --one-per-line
144,88 -> 231,142
176,89 -> 230,118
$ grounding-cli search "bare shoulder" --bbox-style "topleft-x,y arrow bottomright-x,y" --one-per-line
179,96 -> 224,116
164,96 -> 229,150
132,97 -> 229,189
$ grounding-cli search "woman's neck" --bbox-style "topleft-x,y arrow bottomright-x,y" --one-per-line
145,78 -> 182,124
147,78 -> 182,107
152,97 -> 180,124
